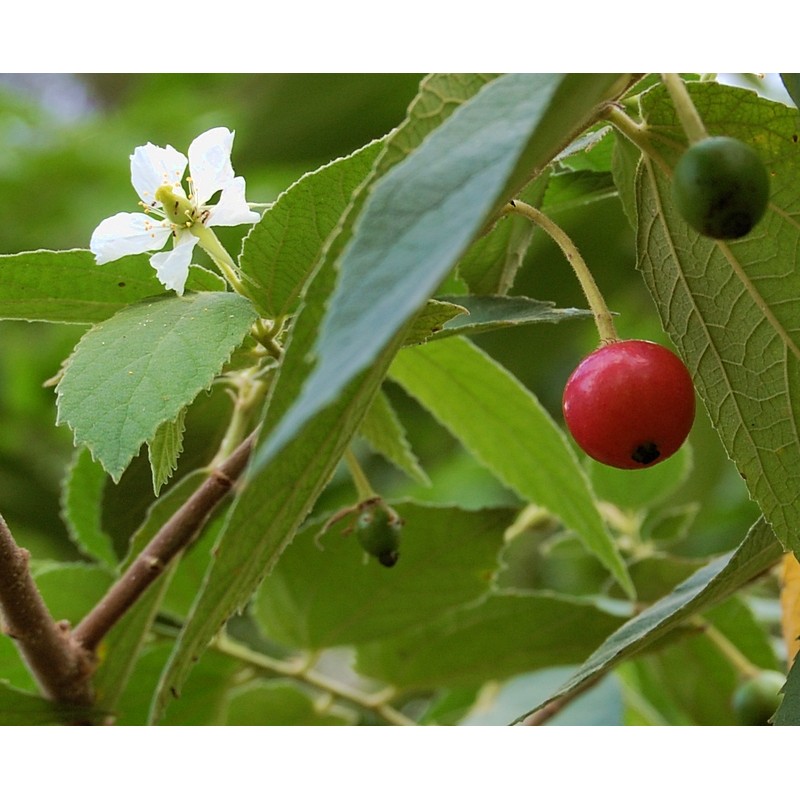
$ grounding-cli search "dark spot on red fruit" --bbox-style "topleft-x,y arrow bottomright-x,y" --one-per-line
632,441 -> 660,465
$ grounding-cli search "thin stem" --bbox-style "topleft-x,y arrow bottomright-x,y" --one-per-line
215,635 -> 416,725
696,616 -> 761,680
212,370 -> 268,467
193,225 -> 251,298
252,318 -> 285,361
73,430 -> 257,652
661,73 -> 708,145
602,104 -> 673,175
507,200 -> 619,344
0,515 -> 95,707
344,449 -> 377,501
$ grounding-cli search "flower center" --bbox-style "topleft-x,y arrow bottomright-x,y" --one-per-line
154,185 -> 196,227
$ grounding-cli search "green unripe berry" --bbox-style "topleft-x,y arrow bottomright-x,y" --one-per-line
731,670 -> 785,725
355,504 -> 403,567
672,136 -> 770,240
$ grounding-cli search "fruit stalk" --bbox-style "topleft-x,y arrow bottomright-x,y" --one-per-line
661,73 -> 708,144
507,200 -> 619,344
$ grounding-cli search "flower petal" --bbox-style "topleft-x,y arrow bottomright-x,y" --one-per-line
148,231 -> 198,295
187,127 -> 237,206
130,143 -> 188,207
90,212 -> 172,265
205,177 -> 261,227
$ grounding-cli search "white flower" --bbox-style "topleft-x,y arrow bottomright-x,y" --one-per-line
90,127 -> 260,295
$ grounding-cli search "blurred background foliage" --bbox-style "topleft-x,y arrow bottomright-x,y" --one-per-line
0,73 -> 763,609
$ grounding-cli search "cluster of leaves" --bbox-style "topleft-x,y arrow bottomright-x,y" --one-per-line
0,73 -> 797,725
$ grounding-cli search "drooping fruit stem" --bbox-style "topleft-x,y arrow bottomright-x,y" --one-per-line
506,200 -> 619,344
661,73 -> 708,145
344,449 -> 376,502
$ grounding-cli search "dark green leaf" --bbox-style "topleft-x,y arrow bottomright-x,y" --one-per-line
635,81 -> 800,554
253,503 -> 515,650
355,591 -> 625,691
60,446 -> 117,569
0,250 -> 224,324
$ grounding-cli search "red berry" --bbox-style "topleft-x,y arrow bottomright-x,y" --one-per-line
562,340 -> 695,470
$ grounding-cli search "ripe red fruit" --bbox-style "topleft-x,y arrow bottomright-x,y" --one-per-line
562,340 -> 695,470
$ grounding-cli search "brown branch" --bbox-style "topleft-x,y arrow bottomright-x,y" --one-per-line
0,516 -> 95,707
73,429 -> 257,653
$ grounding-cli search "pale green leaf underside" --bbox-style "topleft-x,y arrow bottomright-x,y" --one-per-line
389,336 -> 633,597
636,81 -> 800,553
250,73 -> 633,476
0,250 -> 224,324
56,292 -> 258,481
149,73 -> 504,722
516,518 -> 782,723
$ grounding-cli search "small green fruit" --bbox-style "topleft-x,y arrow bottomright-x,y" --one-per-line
731,670 -> 785,725
672,136 -> 770,240
355,504 -> 403,567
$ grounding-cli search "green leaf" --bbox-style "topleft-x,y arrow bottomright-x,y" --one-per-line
223,680 -> 354,725
115,642 -> 241,725
635,81 -> 800,555
780,74 -> 800,109
389,336 -> 634,597
772,652 -> 799,725
355,591 -> 625,692
30,562 -> 114,625
239,139 -> 384,319
633,598 -> 779,725
402,299 -> 468,347
430,294 -> 591,340
253,503 -> 515,650
586,444 -> 693,511
515,517 -> 783,723
359,390 -> 429,485
55,292 -> 258,481
147,407 -> 186,496
249,73 -> 635,477
542,170 -> 618,215
60,446 -> 117,569
0,249 -> 224,324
